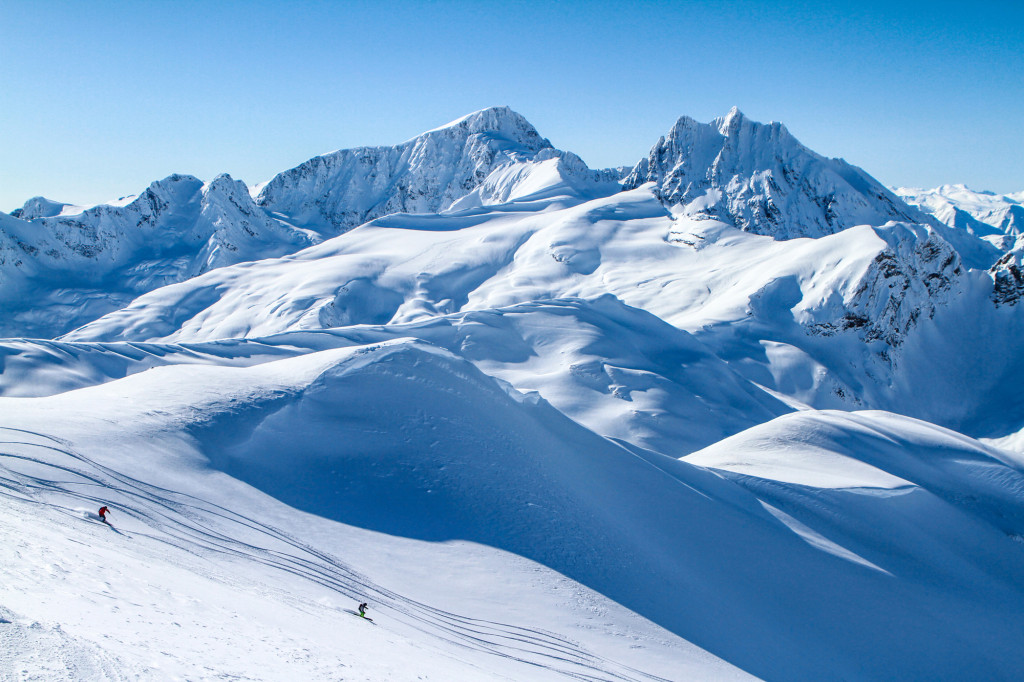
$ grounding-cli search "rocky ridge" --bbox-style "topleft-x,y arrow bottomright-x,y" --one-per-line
623,107 -> 923,239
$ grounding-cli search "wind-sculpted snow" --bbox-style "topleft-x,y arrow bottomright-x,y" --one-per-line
623,107 -> 922,240
0,174 -> 316,337
4,345 -> 1024,679
60,184 -> 1021,440
1,296 -> 792,455
255,106 -> 615,234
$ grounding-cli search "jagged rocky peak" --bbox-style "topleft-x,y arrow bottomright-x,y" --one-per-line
2,174 -> 312,287
254,106 -> 574,234
625,108 -> 923,240
991,235 -> 1024,306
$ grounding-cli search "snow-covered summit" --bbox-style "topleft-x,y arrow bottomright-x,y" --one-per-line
624,107 -> 923,239
10,196 -> 85,220
255,106 -> 610,234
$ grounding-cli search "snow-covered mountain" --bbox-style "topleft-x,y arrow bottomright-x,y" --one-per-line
255,106 -> 620,234
3,107 -> 1024,680
896,184 -> 1024,243
622,109 -> 1002,268
623,107 -> 921,239
0,174 -> 317,337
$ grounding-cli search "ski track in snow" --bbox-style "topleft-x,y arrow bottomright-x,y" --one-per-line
0,426 -> 672,682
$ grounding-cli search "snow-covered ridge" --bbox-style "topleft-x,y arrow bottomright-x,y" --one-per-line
803,222 -> 964,346
254,106 -> 614,233
896,184 -> 1024,241
624,107 -> 925,239
9,196 -> 85,220
0,174 -> 317,338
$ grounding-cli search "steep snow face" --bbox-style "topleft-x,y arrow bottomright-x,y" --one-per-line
0,174 -> 317,338
896,184 -> 1024,240
623,108 -> 924,239
255,106 -> 611,234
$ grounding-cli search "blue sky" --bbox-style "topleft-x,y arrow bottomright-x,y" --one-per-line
2,0 -> 1022,210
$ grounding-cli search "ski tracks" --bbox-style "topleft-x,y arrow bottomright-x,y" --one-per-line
0,426 -> 671,682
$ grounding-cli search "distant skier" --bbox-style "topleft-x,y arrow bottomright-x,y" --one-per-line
98,506 -> 111,524
352,602 -> 373,622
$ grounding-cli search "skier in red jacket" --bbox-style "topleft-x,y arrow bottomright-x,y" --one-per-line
98,506 -> 110,523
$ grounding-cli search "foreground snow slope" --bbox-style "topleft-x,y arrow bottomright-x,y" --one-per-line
3,343 -> 1024,679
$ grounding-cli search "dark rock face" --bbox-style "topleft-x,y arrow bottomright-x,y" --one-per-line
991,239 -> 1024,306
805,224 -> 963,347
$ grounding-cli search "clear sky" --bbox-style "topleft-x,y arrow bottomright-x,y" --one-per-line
2,0 -> 1022,211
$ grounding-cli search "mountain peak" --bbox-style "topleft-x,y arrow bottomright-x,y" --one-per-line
424,105 -> 528,131
715,106 -> 747,134
414,106 -> 551,152
256,107 -> 558,233
624,110 -> 920,239
12,196 -> 82,220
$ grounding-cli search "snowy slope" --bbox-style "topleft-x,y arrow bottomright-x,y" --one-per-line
4,345 -> 1024,679
1,344 -> 743,681
59,180 -> 1023,444
0,296 -> 792,456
